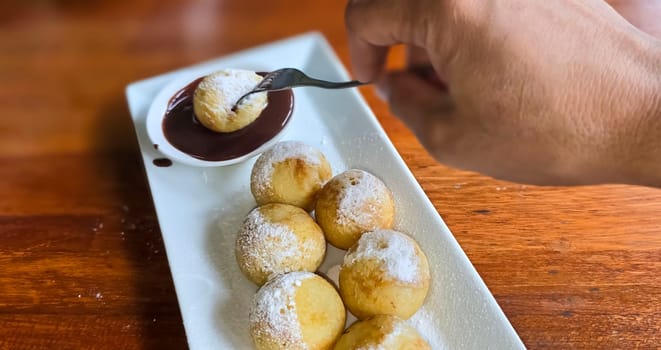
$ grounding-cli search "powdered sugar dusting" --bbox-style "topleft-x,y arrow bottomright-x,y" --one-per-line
350,318 -> 406,350
336,170 -> 391,227
199,68 -> 266,115
408,308 -> 448,350
251,141 -> 324,193
343,230 -> 422,283
379,318 -> 407,349
249,271 -> 314,349
236,207 -> 313,281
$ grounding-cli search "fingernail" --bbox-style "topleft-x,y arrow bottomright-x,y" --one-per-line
374,76 -> 389,102
375,86 -> 387,102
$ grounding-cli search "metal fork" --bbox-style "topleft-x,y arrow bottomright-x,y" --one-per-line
232,68 -> 369,110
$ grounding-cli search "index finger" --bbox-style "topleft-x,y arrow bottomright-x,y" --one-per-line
345,0 -> 431,81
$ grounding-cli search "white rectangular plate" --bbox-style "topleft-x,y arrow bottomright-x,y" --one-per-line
126,32 -> 525,350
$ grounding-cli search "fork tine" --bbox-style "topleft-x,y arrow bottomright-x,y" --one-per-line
231,72 -> 276,111
232,68 -> 369,111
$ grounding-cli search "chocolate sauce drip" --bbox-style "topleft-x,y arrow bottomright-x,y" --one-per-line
153,158 -> 173,167
162,77 -> 294,161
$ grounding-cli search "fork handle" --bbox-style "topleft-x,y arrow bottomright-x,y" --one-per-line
233,80 -> 366,109
296,79 -> 367,90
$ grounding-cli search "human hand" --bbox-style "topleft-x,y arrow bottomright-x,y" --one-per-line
346,0 -> 661,186
608,0 -> 661,39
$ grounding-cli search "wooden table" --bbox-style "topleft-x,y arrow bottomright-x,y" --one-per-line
1,1 -> 659,349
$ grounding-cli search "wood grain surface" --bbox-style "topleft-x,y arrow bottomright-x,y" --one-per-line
0,1 -> 659,349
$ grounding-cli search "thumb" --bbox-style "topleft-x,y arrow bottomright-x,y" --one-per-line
378,70 -> 456,153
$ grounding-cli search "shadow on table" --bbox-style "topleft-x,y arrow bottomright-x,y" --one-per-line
93,95 -> 189,349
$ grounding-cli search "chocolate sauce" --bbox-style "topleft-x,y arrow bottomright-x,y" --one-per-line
153,158 -> 173,167
162,77 -> 294,161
